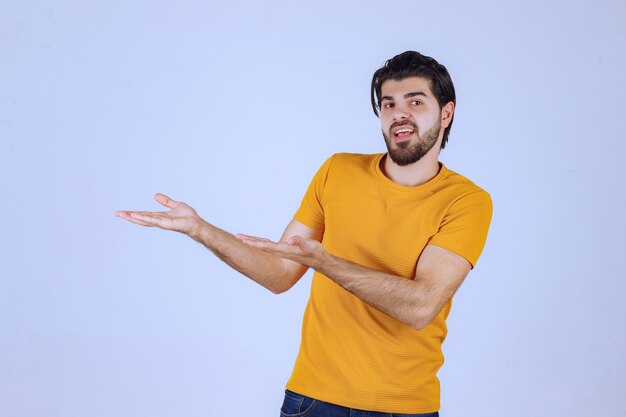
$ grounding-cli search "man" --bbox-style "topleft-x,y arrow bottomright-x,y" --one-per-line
115,51 -> 492,416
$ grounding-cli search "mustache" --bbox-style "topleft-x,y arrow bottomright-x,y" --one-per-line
389,120 -> 418,134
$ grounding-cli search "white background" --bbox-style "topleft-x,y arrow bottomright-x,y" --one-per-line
1,1 -> 625,416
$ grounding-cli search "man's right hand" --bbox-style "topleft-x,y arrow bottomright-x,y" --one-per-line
115,194 -> 321,294
115,193 -> 203,237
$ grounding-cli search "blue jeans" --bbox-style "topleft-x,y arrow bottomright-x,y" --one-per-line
279,389 -> 439,417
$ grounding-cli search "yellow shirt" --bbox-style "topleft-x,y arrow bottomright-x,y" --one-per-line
285,153 -> 493,413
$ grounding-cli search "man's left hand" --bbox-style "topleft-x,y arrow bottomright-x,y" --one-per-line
235,234 -> 327,269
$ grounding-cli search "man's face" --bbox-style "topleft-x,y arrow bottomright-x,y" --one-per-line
380,77 -> 444,166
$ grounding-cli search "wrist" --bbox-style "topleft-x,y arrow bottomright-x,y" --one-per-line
313,248 -> 333,273
189,218 -> 214,245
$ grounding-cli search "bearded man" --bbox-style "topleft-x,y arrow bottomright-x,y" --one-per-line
116,51 -> 493,417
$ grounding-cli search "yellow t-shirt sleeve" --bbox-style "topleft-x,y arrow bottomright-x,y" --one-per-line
293,155 -> 335,232
428,190 -> 493,268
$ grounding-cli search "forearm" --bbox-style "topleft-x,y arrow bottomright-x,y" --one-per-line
190,219 -> 292,294
314,252 -> 428,329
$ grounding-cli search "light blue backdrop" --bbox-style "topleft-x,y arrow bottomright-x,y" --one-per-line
1,1 -> 624,416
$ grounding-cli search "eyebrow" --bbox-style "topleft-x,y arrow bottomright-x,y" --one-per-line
381,91 -> 428,101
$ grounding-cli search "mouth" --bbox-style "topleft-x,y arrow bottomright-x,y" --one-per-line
391,125 -> 415,142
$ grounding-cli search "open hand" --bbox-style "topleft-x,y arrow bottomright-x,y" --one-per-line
115,193 -> 202,236
235,233 -> 327,268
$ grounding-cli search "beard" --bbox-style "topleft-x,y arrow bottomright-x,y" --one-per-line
382,120 -> 441,166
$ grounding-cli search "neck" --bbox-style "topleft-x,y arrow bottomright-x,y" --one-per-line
381,151 -> 441,187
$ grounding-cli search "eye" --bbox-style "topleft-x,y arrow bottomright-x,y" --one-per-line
411,100 -> 422,105
383,102 -> 394,109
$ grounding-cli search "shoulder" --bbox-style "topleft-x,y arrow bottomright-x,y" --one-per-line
439,166 -> 491,198
435,166 -> 493,216
328,152 -> 381,164
305,153 -> 379,188
323,152 -> 382,173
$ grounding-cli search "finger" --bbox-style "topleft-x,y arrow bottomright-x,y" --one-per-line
133,210 -> 166,217
238,238 -> 259,248
235,233 -> 272,243
115,211 -> 156,227
117,210 -> 164,217
258,241 -> 293,253
154,193 -> 180,209
128,212 -> 168,227
287,235 -> 313,252
286,235 -> 303,246
237,237 -> 269,248
240,238 -> 280,251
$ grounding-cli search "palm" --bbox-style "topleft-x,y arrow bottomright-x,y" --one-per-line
115,193 -> 201,235
236,234 -> 325,267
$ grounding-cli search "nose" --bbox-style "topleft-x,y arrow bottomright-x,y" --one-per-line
392,106 -> 410,121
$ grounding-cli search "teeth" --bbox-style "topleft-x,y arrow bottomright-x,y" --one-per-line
395,128 -> 414,136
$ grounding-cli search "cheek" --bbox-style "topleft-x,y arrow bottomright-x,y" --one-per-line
381,116 -> 393,131
416,114 -> 438,129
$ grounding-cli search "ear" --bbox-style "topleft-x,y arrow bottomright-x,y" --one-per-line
440,101 -> 455,128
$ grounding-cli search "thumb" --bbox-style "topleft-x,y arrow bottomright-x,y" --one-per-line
287,235 -> 305,248
155,193 -> 179,209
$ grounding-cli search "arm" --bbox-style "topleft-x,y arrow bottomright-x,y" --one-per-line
319,244 -> 471,330
115,193 -> 322,294
238,235 -> 470,330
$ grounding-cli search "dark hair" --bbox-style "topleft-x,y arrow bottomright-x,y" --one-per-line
371,51 -> 456,149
